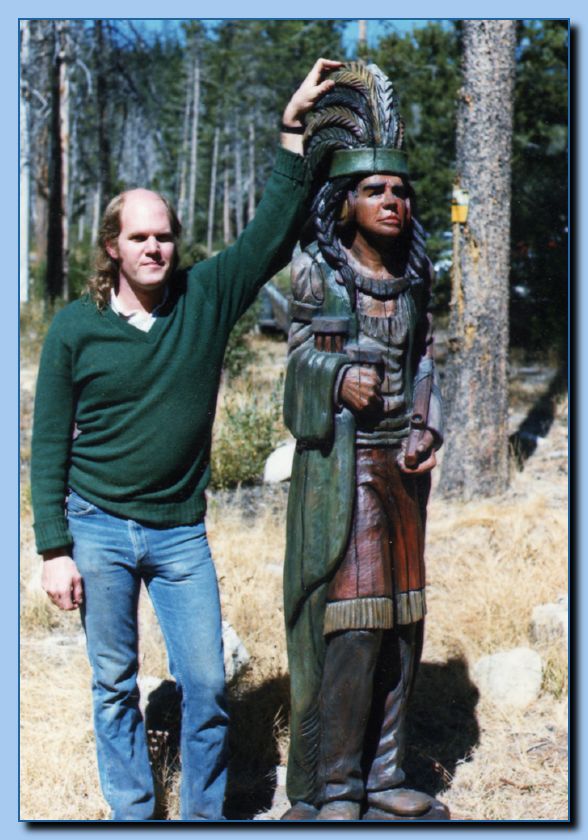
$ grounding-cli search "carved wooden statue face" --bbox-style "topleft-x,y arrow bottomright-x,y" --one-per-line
352,174 -> 412,242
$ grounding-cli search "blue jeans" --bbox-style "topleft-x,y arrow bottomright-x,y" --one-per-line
67,490 -> 228,821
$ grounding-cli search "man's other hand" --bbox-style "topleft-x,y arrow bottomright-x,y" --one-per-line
281,58 -> 343,153
397,430 -> 437,475
41,552 -> 84,611
339,365 -> 382,416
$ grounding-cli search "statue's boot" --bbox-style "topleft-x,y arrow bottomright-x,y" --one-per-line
363,625 -> 449,820
363,788 -> 450,821
317,800 -> 361,820
280,801 -> 318,820
316,629 -> 381,820
363,625 -> 422,795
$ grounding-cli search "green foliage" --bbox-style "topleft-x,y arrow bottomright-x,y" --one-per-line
20,299 -> 62,363
24,19 -> 568,359
210,376 -> 284,489
222,304 -> 260,381
68,241 -> 94,300
374,23 -> 461,250
510,20 -> 568,357
178,241 -> 208,269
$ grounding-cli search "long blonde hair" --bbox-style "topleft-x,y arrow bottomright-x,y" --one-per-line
87,191 -> 182,308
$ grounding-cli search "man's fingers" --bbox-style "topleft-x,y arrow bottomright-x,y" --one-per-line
313,79 -> 336,99
308,57 -> 343,84
41,556 -> 83,611
72,575 -> 84,607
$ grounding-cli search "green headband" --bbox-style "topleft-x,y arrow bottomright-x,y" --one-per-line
328,148 -> 409,178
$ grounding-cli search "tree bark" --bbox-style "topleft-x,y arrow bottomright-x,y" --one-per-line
439,20 -> 516,500
206,126 -> 220,255
186,56 -> 200,242
247,118 -> 256,222
94,21 -> 112,218
176,54 -> 193,224
234,131 -> 244,236
20,21 -> 31,303
58,22 -> 70,300
223,140 -> 231,245
91,187 -> 101,246
358,20 -> 367,50
46,23 -> 66,302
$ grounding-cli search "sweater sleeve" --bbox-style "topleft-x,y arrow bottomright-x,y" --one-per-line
201,147 -> 309,330
31,314 -> 76,554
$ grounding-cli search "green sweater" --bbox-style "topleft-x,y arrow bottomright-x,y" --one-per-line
31,148 -> 308,554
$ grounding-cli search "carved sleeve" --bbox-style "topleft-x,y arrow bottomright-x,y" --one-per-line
284,247 -> 349,445
287,246 -> 325,353
413,260 -> 444,447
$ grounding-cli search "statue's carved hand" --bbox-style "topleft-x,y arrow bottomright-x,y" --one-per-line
397,430 -> 437,474
339,366 -> 382,416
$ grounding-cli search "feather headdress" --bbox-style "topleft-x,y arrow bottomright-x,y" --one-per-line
304,62 -> 408,177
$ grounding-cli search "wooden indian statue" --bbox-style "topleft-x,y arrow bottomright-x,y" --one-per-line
281,62 -> 448,822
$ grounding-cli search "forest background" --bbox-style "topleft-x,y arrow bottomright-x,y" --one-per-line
20,18 -> 567,362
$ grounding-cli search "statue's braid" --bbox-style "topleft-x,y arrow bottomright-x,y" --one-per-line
312,178 -> 358,303
407,216 -> 428,279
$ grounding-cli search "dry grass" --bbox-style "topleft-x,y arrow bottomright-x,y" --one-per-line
19,333 -> 568,822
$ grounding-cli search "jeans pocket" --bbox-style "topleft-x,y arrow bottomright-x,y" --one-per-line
67,490 -> 97,517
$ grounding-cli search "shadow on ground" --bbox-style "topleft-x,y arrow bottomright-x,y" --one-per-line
142,673 -> 291,820
404,655 -> 480,797
224,673 -> 291,819
142,658 -> 478,819
510,362 -> 568,468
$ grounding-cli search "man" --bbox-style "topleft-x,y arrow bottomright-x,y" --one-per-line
281,63 -> 447,821
30,58 -> 342,821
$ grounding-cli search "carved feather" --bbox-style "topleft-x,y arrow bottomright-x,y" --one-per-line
304,106 -> 370,144
303,60 -> 406,161
367,62 -> 400,145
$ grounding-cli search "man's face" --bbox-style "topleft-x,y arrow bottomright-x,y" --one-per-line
353,174 -> 411,241
106,190 -> 176,299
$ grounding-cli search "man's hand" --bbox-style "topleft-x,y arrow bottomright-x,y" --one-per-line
281,58 -> 343,153
397,430 -> 437,475
41,551 -> 83,611
339,365 -> 382,416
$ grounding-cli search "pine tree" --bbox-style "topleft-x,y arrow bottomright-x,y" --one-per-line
439,20 -> 517,500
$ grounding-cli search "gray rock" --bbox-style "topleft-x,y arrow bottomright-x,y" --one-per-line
263,440 -> 296,483
137,622 -> 250,715
530,595 -> 568,647
472,647 -> 543,709
222,620 -> 251,682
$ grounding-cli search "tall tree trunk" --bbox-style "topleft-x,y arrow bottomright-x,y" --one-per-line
358,20 -> 367,50
91,187 -> 101,246
20,21 -> 31,303
186,57 -> 200,242
222,141 -> 231,245
206,127 -> 220,255
176,55 -> 193,223
34,185 -> 48,267
95,21 -> 112,218
439,20 -> 516,500
234,131 -> 243,236
59,22 -> 70,300
247,118 -> 256,222
46,23 -> 66,302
